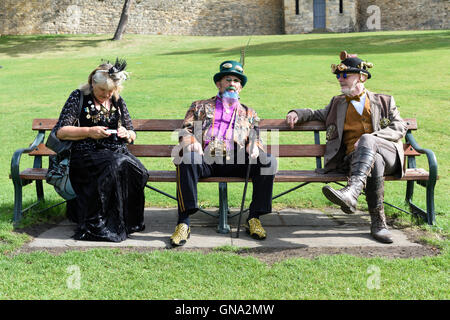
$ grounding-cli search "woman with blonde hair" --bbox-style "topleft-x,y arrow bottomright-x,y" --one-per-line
52,59 -> 148,242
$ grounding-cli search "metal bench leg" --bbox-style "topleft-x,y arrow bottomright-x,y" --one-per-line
405,153 -> 437,225
10,133 -> 46,224
426,180 -> 436,225
405,131 -> 438,225
36,180 -> 44,202
405,155 -> 416,206
34,156 -> 44,202
405,180 -> 414,204
13,181 -> 23,224
217,182 -> 230,234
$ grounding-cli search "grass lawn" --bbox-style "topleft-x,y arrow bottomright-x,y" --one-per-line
0,30 -> 449,300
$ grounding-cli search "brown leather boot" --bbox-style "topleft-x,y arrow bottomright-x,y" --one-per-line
322,146 -> 376,214
369,207 -> 393,243
366,177 -> 393,244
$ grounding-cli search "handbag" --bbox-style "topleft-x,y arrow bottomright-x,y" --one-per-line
45,90 -> 83,200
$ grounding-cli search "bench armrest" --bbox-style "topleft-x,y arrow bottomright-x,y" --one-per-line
10,131 -> 46,183
405,130 -> 438,184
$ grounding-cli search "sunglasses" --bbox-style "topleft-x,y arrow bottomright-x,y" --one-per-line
336,72 -> 348,79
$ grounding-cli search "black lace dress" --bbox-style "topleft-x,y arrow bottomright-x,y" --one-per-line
52,90 -> 149,242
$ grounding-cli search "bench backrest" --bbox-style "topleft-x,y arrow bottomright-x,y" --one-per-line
30,118 -> 420,161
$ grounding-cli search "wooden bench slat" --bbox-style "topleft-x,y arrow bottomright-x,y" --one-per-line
261,120 -> 326,131
259,118 -> 418,131
32,118 -> 419,131
156,168 -> 431,182
16,168 -> 431,183
17,168 -> 48,180
128,144 -> 175,157
29,142 -> 422,157
29,144 -> 55,156
130,119 -> 184,131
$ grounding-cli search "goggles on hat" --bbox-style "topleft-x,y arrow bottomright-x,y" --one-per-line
336,72 -> 348,79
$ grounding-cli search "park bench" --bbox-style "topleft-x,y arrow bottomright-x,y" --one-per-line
11,118 -> 437,231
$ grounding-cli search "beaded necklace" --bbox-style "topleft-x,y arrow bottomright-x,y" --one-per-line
85,95 -> 117,123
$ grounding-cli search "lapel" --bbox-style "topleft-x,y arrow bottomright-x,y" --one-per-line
366,90 -> 380,131
232,102 -> 249,145
336,96 -> 348,140
203,97 -> 216,120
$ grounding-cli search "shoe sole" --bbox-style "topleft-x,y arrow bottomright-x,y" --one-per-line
371,232 -> 393,244
322,186 -> 356,214
170,232 -> 191,247
245,228 -> 266,240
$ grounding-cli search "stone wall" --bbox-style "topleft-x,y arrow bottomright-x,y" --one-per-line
284,0 -> 358,33
358,0 -> 449,31
326,0 -> 358,32
283,0 -> 314,34
0,0 -> 284,36
0,0 -> 448,36
283,0 -> 448,34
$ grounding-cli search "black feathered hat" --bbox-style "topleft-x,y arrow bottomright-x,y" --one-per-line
331,51 -> 373,79
96,57 -> 129,83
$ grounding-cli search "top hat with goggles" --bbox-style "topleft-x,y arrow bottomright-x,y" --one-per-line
331,51 -> 373,79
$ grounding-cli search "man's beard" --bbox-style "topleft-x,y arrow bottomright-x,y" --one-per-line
341,78 -> 359,96
221,88 -> 240,109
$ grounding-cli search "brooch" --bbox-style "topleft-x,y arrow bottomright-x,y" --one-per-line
326,124 -> 337,140
380,117 -> 391,129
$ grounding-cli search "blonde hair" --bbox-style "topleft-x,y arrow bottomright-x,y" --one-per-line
80,63 -> 127,100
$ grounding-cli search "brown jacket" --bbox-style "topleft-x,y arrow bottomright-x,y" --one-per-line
292,90 -> 407,177
179,96 -> 265,152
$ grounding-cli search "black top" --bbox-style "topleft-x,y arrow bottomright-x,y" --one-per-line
52,89 -> 134,153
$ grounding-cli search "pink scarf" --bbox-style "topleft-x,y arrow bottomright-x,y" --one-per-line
205,92 -> 239,150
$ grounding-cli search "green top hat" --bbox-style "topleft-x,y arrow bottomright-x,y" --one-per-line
331,51 -> 373,79
213,60 -> 247,87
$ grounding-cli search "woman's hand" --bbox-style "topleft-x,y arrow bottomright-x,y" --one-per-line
88,126 -> 110,140
117,127 -> 132,142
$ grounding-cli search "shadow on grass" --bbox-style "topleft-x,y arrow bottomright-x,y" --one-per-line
0,35 -> 109,57
161,31 -> 450,57
1,199 -> 67,230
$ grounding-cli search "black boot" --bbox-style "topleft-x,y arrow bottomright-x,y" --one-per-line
322,146 -> 376,214
366,177 -> 393,244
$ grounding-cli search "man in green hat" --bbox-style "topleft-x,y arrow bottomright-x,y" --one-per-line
170,60 -> 277,247
286,51 -> 407,244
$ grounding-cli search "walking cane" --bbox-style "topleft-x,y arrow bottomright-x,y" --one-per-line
236,129 -> 257,238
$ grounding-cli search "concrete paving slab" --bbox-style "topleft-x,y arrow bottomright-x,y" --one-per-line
27,207 -> 421,249
231,226 -> 415,248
